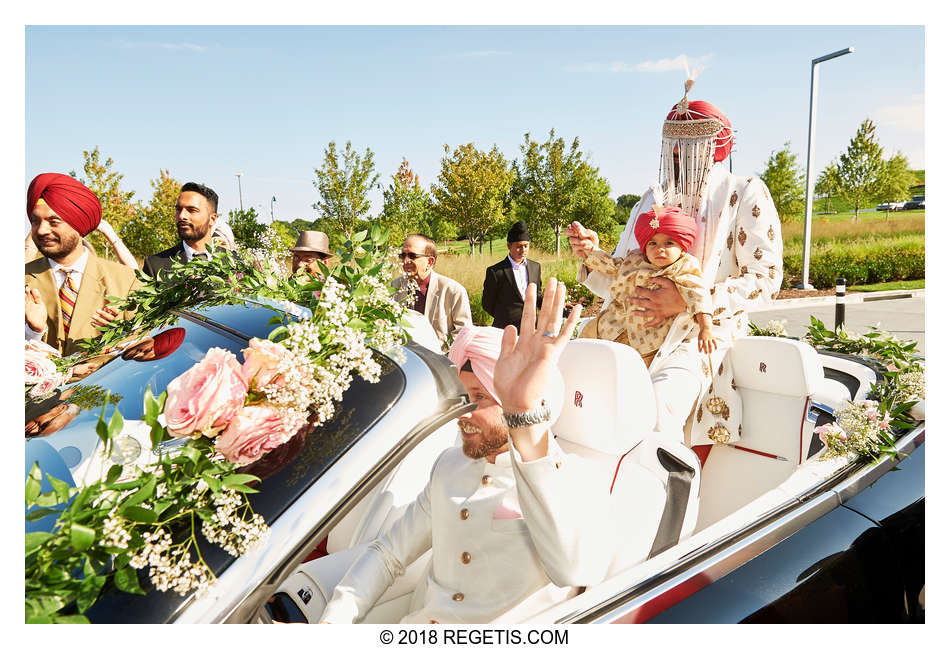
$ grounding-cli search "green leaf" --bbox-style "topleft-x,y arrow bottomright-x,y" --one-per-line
113,566 -> 145,595
105,464 -> 123,485
222,473 -> 259,487
33,491 -> 63,507
119,505 -> 158,524
179,445 -> 201,466
150,422 -> 166,448
352,230 -> 367,243
267,325 -> 288,342
26,531 -> 52,553
228,483 -> 260,494
107,405 -> 125,438
121,474 -> 156,509
52,615 -> 90,624
69,486 -> 93,516
70,523 -> 96,551
25,463 -> 42,505
76,575 -> 106,613
26,507 -> 61,522
48,475 -> 71,504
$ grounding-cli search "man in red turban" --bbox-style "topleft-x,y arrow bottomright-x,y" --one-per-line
25,173 -> 142,356
566,80 -> 784,450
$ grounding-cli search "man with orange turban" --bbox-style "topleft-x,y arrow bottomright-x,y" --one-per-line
566,82 -> 784,448
25,173 -> 142,356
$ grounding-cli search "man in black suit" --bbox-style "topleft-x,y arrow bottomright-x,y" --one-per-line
481,221 -> 542,332
143,182 -> 220,277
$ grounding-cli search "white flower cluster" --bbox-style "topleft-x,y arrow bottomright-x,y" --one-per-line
200,488 -> 270,557
128,528 -> 214,597
816,399 -> 893,460
894,370 -> 925,403
246,225 -> 291,280
762,319 -> 789,336
101,512 -> 131,550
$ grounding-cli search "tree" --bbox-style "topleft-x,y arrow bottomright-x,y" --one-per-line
70,147 -> 138,261
760,142 -> 806,222
814,162 -> 840,215
836,119 -> 886,222
120,169 -> 181,259
228,207 -> 269,248
875,152 -> 917,221
615,193 -> 641,224
431,143 -> 513,255
380,158 -> 432,245
312,141 -> 380,239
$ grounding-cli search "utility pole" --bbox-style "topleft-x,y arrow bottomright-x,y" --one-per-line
235,172 -> 244,211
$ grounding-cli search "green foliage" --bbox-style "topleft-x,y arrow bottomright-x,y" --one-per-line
804,315 -> 921,370
70,147 -> 139,261
782,235 -> 924,289
120,170 -> 180,259
614,193 -> 641,224
312,141 -> 380,239
875,152 -> 917,218
836,119 -> 886,221
468,291 -> 492,326
228,207 -> 269,249
512,129 -> 614,256
431,142 -> 513,253
380,158 -> 432,245
760,142 -> 805,223
813,162 -> 841,214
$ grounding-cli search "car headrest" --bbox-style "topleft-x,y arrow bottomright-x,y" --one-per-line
731,336 -> 824,398
552,339 -> 656,455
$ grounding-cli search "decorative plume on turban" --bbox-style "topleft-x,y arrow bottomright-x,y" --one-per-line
633,204 -> 698,254
665,96 -> 734,163
27,173 -> 102,236
449,325 -> 505,406
448,324 -> 565,423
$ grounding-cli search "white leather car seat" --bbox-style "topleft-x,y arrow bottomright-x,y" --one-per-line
695,336 -> 851,531
551,339 -> 703,572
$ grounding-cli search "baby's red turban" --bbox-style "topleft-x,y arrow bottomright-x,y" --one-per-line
27,173 -> 102,237
633,205 -> 697,254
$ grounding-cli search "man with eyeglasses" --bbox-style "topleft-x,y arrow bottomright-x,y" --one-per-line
392,234 -> 471,352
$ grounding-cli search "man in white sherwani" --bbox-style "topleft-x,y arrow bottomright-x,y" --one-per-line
320,280 -> 620,623
567,83 -> 783,449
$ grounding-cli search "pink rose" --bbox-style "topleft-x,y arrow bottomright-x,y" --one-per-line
215,405 -> 292,465
26,339 -> 60,358
30,375 -> 61,398
25,350 -> 57,385
164,348 -> 248,438
242,338 -> 289,390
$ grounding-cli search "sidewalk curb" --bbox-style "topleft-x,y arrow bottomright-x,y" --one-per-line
752,288 -> 925,313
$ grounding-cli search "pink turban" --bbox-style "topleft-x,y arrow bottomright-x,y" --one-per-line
449,325 -> 504,405
633,205 -> 697,254
27,173 -> 102,237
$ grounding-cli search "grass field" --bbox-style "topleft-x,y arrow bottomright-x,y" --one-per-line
847,279 -> 924,292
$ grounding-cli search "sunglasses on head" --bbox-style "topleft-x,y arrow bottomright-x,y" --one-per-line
398,252 -> 430,260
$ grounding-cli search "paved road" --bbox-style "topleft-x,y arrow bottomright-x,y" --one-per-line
749,294 -> 925,354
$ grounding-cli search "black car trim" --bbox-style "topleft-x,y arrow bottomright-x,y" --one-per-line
648,449 -> 696,558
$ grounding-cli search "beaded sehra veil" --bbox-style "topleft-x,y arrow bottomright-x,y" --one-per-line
658,80 -> 735,219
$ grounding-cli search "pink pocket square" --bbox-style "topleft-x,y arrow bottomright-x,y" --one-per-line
492,502 -> 523,520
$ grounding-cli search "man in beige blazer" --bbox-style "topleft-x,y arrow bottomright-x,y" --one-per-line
25,173 -> 142,356
392,234 -> 471,353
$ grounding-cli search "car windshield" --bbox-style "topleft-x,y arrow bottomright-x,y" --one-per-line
25,303 -> 407,623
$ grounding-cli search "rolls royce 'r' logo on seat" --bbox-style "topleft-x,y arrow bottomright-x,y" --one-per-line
574,391 -> 583,407
759,362 -> 767,373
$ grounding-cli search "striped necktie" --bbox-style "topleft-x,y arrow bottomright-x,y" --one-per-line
59,269 -> 79,335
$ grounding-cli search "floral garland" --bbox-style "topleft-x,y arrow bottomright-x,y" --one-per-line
25,340 -> 75,400
26,225 -> 412,623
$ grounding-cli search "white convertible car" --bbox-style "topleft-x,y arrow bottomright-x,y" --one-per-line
25,301 -> 925,623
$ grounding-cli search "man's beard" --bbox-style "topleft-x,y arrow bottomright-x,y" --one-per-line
458,418 -> 509,460
177,219 -> 211,242
34,230 -> 81,261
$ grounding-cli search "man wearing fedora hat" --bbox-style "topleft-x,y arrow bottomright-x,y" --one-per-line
481,221 -> 542,333
290,230 -> 333,276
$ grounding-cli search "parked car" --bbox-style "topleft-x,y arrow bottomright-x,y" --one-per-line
25,301 -> 925,624
876,202 -> 904,211
903,195 -> 925,210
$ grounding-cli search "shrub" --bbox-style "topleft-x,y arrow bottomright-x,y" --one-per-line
468,291 -> 492,326
782,235 -> 924,289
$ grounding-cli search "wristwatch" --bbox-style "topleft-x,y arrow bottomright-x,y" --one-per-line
502,400 -> 551,429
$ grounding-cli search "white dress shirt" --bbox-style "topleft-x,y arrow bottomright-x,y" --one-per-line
25,249 -> 90,341
508,255 -> 528,300
181,241 -> 209,262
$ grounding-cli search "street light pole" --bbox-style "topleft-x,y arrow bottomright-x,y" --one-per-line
270,196 -> 277,223
799,46 -> 853,290
235,172 -> 244,212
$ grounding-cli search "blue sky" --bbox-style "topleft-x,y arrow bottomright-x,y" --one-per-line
26,25 -> 924,225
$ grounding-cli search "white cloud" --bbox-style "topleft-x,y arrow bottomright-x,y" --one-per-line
564,60 -> 634,73
114,40 -> 210,53
636,53 -> 713,79
459,50 -> 510,57
872,94 -> 924,134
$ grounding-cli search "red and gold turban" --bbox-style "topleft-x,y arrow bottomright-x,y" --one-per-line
633,204 -> 697,254
664,97 -> 734,162
27,173 -> 102,237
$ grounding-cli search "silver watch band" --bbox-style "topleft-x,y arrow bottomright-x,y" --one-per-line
502,400 -> 551,428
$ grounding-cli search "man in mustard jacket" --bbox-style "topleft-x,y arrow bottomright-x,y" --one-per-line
25,173 -> 141,356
